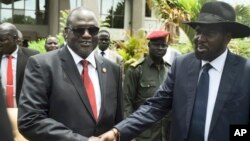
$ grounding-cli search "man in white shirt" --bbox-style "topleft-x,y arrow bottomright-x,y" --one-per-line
18,7 -> 123,141
96,30 -> 123,66
0,23 -> 39,107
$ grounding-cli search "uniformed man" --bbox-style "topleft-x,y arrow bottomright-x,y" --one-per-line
123,30 -> 171,141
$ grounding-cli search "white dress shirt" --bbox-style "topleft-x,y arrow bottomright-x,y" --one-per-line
201,49 -> 228,141
67,46 -> 101,117
1,47 -> 19,108
97,48 -> 109,59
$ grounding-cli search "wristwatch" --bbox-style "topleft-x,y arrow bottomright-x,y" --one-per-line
111,128 -> 120,141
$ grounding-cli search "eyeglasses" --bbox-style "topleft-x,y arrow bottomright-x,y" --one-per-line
67,26 -> 99,36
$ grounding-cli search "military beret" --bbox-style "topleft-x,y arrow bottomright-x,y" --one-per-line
146,31 -> 170,40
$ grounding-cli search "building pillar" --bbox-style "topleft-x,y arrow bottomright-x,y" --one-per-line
48,0 -> 59,36
131,0 -> 145,34
124,0 -> 132,34
82,0 -> 99,20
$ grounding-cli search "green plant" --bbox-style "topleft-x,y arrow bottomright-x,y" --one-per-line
59,10 -> 70,33
171,42 -> 193,54
28,38 -> 46,53
228,39 -> 250,58
116,30 -> 148,71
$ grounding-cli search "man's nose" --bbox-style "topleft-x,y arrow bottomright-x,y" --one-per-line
81,29 -> 92,38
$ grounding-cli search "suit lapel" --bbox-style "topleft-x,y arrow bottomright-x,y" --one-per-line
208,52 -> 238,136
59,47 -> 95,121
185,55 -> 201,137
16,48 -> 27,102
94,54 -> 106,123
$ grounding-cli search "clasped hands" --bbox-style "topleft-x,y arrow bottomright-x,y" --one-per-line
88,128 -> 118,141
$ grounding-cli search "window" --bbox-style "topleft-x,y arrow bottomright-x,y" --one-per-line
70,0 -> 81,10
0,0 -> 48,25
99,0 -> 124,28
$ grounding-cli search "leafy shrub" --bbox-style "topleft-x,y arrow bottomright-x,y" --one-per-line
115,30 -> 148,71
28,38 -> 46,53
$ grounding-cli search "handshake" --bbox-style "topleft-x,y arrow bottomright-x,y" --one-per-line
88,128 -> 120,141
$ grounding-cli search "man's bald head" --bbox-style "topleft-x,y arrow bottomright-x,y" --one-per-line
0,22 -> 19,55
0,23 -> 18,39
66,7 -> 98,27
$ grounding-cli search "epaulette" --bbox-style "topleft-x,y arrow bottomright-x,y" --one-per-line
130,58 -> 145,68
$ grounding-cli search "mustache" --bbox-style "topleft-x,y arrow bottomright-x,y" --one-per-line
196,43 -> 208,48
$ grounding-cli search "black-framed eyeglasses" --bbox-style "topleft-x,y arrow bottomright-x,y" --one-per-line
67,26 -> 100,37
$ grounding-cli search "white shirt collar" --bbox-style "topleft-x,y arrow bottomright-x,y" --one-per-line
97,48 -> 109,55
201,49 -> 228,73
67,45 -> 96,68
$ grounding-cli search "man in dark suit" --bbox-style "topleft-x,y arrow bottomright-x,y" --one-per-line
18,7 -> 123,141
0,23 -> 39,107
0,76 -> 14,141
99,2 -> 250,141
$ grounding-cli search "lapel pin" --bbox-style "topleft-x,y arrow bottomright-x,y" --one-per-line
102,68 -> 107,73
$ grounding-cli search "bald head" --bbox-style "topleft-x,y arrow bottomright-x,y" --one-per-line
66,7 -> 98,27
0,22 -> 18,55
0,23 -> 18,38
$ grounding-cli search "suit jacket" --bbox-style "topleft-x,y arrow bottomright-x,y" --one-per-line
95,49 -> 123,66
0,79 -> 14,141
115,51 -> 250,141
18,46 -> 123,141
16,47 -> 39,105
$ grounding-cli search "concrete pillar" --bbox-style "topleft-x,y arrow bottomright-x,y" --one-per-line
82,0 -> 99,20
131,0 -> 145,34
60,0 -> 70,10
48,0 -> 59,36
124,0 -> 132,33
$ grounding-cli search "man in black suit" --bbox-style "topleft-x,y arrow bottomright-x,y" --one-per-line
18,7 -> 123,141
99,2 -> 250,141
0,76 -> 14,141
0,23 -> 39,107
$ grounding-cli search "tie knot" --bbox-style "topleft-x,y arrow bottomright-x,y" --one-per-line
100,51 -> 105,56
203,63 -> 212,72
81,60 -> 89,68
7,55 -> 12,59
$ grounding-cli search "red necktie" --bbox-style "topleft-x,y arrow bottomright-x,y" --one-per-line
81,60 -> 97,120
6,55 -> 14,107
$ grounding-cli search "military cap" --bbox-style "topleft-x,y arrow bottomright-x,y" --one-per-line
146,31 -> 170,40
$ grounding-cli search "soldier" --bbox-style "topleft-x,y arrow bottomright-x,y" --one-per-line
123,31 -> 171,141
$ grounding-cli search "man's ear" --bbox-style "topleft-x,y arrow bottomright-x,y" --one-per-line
224,33 -> 232,44
148,42 -> 151,48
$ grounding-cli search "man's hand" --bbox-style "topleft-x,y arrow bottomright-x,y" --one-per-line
88,136 -> 100,141
99,128 -> 118,141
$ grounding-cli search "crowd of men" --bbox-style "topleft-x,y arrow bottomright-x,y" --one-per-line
1,1 -> 250,141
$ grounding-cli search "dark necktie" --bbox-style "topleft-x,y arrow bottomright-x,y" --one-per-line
100,51 -> 105,56
189,63 -> 212,141
81,60 -> 98,121
6,55 -> 14,108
